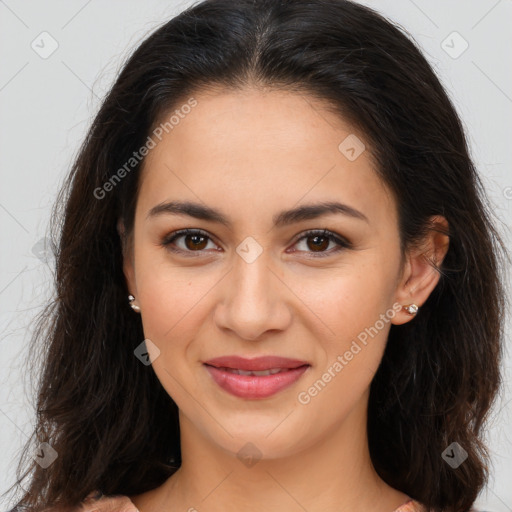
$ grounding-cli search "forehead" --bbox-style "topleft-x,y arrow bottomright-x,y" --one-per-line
137,88 -> 396,230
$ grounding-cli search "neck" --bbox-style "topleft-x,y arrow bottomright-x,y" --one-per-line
142,393 -> 409,512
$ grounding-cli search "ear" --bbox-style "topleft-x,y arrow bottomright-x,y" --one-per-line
391,215 -> 450,325
117,218 -> 137,297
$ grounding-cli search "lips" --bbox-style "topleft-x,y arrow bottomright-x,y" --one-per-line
203,355 -> 310,399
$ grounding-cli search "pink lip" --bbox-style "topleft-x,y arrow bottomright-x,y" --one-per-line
204,364 -> 310,399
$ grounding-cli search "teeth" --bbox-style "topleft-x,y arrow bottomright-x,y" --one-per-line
221,367 -> 289,376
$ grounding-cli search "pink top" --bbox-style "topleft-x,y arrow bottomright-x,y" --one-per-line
77,491 -> 426,512
394,499 -> 425,512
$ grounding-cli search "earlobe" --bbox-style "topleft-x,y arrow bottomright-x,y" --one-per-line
391,215 -> 450,325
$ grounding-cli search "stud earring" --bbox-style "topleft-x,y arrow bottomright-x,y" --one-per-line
402,303 -> 419,315
128,294 -> 141,313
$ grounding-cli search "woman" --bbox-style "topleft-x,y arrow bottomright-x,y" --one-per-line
4,1 -> 509,511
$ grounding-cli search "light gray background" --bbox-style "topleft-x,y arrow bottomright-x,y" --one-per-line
0,1 -> 511,511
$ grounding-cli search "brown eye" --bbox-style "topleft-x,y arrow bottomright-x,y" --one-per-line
290,229 -> 351,257
306,234 -> 330,252
161,228 -> 351,258
183,233 -> 208,250
161,229 -> 218,254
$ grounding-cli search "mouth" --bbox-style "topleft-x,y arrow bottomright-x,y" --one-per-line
203,359 -> 311,399
203,355 -> 310,371
204,365 -> 307,376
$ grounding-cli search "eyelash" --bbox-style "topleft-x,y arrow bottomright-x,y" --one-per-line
160,228 -> 351,258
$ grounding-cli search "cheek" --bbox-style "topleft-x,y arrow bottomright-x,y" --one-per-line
298,277 -> 392,416
135,263 -> 209,406
297,265 -> 395,385
300,264 -> 392,337
134,251 -> 206,344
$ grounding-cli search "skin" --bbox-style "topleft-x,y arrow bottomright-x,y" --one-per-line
120,87 -> 450,512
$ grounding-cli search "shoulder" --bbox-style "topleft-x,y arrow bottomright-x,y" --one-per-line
3,493 -> 139,512
393,499 -> 487,512
393,499 -> 424,512
76,492 -> 139,512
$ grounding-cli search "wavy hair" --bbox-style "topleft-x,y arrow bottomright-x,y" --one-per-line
4,1 -> 509,511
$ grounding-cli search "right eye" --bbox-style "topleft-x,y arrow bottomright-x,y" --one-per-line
161,228 -> 221,255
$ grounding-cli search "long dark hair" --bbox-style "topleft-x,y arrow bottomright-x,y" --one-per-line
4,1 -> 509,511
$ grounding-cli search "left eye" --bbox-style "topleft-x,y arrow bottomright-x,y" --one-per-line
161,228 -> 351,257
290,229 -> 351,256
161,229 -> 218,254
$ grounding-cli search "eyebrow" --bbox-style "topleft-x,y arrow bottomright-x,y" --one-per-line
146,200 -> 369,227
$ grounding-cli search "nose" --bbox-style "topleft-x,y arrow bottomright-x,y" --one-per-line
213,247 -> 293,341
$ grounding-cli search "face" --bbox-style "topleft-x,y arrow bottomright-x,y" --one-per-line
122,87 -> 409,459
